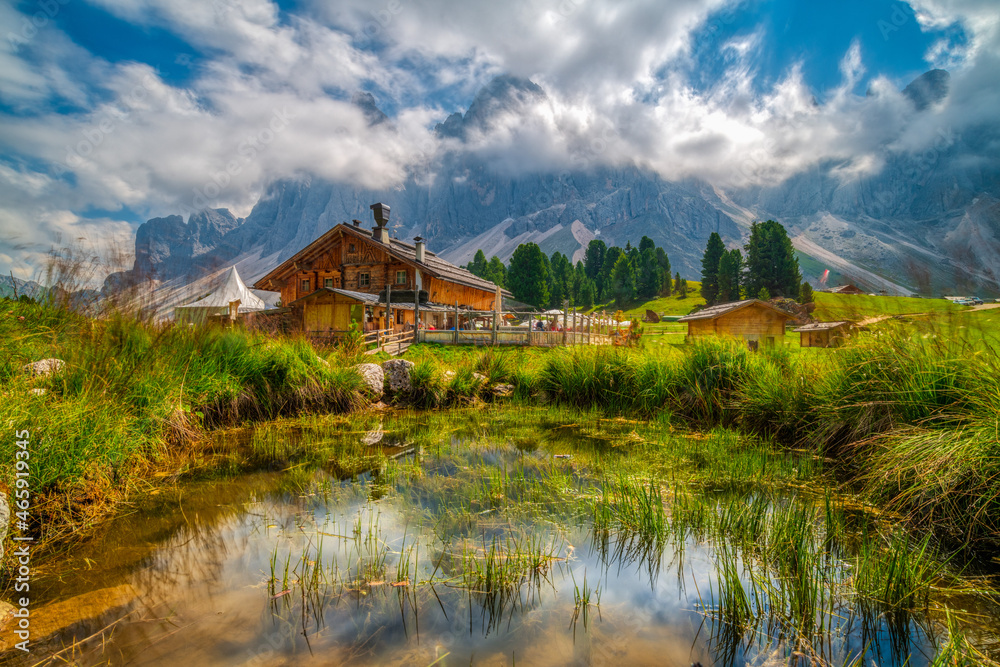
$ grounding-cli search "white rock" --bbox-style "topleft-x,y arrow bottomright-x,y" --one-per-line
22,358 -> 65,377
381,359 -> 415,395
492,384 -> 514,398
29,388 -> 47,396
354,363 -> 384,398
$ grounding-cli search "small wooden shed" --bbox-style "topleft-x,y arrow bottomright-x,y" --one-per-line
793,321 -> 854,348
830,284 -> 865,295
677,299 -> 792,346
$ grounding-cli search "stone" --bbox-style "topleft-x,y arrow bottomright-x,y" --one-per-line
443,370 -> 456,382
29,387 -> 47,396
492,384 -> 514,398
472,372 -> 487,383
22,358 -> 65,378
381,359 -> 415,395
354,363 -> 384,399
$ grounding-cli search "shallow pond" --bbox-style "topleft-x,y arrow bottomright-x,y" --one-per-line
5,407 -> 998,666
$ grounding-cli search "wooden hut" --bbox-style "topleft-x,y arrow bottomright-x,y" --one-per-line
253,203 -> 509,335
677,299 -> 792,346
793,321 -> 854,348
829,284 -> 865,295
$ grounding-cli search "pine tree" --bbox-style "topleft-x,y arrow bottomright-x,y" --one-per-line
507,243 -> 550,309
584,239 -> 607,296
700,232 -> 726,305
599,246 -> 624,302
717,248 -> 743,303
639,235 -> 656,253
799,281 -> 814,304
655,248 -> 671,295
466,249 -> 488,277
610,253 -> 637,307
548,252 -> 574,309
637,247 -> 661,299
578,278 -> 596,310
743,220 -> 801,299
674,272 -> 687,298
485,256 -> 507,288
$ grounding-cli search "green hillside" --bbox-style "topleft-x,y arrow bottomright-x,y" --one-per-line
812,292 -> 961,321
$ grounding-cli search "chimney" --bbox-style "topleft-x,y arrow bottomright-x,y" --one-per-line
370,202 -> 390,244
352,219 -> 362,227
414,236 -> 425,263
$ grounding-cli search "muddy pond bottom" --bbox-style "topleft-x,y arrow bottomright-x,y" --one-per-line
5,408 -> 989,666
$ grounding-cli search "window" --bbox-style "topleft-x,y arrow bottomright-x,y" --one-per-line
301,279 -> 310,292
396,270 -> 407,285
348,243 -> 355,253
359,272 -> 370,287
324,277 -> 334,289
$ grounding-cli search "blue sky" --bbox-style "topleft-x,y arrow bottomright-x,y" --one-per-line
0,0 -> 992,278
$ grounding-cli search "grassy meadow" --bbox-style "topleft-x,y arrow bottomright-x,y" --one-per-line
2,291 -> 999,583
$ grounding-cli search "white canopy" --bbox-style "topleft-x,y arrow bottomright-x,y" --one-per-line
173,266 -> 266,322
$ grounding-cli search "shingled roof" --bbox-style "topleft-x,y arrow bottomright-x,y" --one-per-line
677,299 -> 794,322
793,320 -> 853,332
254,223 -> 511,297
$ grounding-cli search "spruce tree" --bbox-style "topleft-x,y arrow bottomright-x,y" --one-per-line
584,240 -> 607,296
655,247 -> 672,295
637,247 -> 660,299
799,281 -> 814,304
700,232 -> 726,305
466,249 -> 488,277
507,243 -> 550,309
548,252 -> 574,309
717,248 -> 743,303
485,256 -> 507,288
610,253 -> 637,307
599,246 -> 624,302
743,220 -> 801,299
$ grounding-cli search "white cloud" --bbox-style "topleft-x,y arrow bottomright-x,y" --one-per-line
0,0 -> 999,277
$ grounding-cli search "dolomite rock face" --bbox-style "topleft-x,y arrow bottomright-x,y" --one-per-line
355,363 -> 384,399
381,359 -> 414,395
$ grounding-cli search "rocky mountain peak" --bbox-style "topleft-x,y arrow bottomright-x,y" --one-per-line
902,69 -> 950,111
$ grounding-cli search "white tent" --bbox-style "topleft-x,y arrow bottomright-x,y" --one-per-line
173,266 -> 266,324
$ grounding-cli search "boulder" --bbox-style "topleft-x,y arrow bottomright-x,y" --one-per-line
355,363 -> 384,399
492,384 -> 514,398
381,359 -> 415,395
22,358 -> 65,378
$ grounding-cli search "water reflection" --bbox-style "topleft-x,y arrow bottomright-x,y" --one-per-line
7,409 -> 996,666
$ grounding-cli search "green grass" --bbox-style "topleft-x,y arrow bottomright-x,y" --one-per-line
812,292 -> 961,321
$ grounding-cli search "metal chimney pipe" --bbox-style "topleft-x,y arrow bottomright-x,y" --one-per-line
413,236 -> 425,264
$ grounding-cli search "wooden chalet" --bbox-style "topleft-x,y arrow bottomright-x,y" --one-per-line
793,321 -> 855,348
252,203 -> 510,335
677,299 -> 792,346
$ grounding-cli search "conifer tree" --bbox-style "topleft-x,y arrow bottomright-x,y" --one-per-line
717,248 -> 743,303
743,220 -> 801,299
610,253 -> 637,307
507,243 -> 550,309
700,232 -> 726,305
466,249 -> 488,277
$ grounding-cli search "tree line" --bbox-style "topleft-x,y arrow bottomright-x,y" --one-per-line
464,237 -> 686,310
699,220 -> 812,306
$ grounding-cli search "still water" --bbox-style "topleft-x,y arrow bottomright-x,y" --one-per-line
5,408 -> 995,666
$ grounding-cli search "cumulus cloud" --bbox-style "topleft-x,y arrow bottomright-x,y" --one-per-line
0,0 -> 998,276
